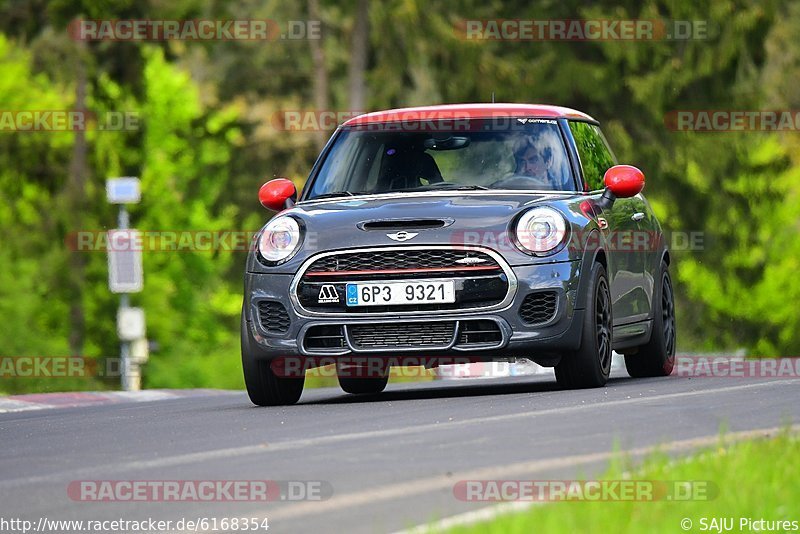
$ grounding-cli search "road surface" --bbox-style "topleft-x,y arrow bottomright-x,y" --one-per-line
1,367 -> 798,533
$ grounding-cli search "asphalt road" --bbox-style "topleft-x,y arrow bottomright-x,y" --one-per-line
1,367 -> 799,534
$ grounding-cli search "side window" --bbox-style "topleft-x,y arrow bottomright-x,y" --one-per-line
568,121 -> 617,191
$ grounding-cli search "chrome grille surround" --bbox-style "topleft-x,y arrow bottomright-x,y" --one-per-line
289,245 -> 518,318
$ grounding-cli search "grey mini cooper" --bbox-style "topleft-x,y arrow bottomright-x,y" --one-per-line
242,104 -> 675,406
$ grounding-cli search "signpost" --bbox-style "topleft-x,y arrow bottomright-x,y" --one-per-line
107,177 -> 145,391
107,229 -> 143,293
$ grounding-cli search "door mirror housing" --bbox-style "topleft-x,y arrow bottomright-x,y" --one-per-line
258,178 -> 297,211
596,165 -> 645,210
603,165 -> 645,198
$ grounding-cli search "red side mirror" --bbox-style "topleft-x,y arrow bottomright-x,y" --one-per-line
603,165 -> 645,198
258,178 -> 297,211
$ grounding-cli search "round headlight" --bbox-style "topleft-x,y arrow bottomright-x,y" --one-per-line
258,216 -> 302,264
516,207 -> 568,254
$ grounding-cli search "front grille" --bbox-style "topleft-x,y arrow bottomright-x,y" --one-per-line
519,291 -> 558,325
348,322 -> 456,349
258,301 -> 291,334
297,247 -> 511,314
456,320 -> 503,346
304,325 -> 346,350
306,249 -> 500,274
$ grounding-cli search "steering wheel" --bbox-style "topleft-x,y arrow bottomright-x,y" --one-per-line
489,174 -> 552,190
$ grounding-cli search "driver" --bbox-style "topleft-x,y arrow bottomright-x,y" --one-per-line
512,137 -> 555,188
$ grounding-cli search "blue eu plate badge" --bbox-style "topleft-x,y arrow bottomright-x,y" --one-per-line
346,284 -> 359,306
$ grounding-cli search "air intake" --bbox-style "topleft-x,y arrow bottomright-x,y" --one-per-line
348,322 -> 456,349
304,325 -> 346,350
519,291 -> 558,325
257,301 -> 290,334
359,219 -> 450,231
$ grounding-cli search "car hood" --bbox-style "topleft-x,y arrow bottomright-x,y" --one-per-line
301,190 -> 575,222
250,191 -> 588,272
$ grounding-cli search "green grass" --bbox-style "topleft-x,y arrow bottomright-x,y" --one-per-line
446,431 -> 800,534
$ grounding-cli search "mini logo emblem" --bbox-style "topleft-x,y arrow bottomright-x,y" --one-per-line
386,231 -> 419,242
318,284 -> 339,303
455,257 -> 487,265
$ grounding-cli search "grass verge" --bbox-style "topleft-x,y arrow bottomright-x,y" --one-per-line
445,430 -> 799,534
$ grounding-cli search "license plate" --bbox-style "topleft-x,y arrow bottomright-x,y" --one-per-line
346,280 -> 456,307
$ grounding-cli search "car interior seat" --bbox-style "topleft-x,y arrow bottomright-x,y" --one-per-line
378,149 -> 444,191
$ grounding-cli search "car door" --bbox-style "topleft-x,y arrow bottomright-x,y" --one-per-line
567,121 -> 649,325
633,194 -> 662,320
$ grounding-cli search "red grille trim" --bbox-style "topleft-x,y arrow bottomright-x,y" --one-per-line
304,265 -> 501,277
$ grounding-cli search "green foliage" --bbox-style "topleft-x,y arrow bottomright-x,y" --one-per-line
0,35 -> 88,394
568,121 -> 616,190
133,46 -> 245,389
1,0 -> 799,394
677,134 -> 800,355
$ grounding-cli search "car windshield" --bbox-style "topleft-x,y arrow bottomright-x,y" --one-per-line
305,119 -> 576,199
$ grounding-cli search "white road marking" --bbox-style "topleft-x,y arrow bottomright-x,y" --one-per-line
111,390 -> 184,401
1,378 -> 797,489
0,389 -> 237,413
0,399 -> 46,413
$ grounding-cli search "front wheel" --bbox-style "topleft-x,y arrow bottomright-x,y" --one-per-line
337,361 -> 389,394
241,312 -> 304,406
555,262 -> 613,389
624,262 -> 676,377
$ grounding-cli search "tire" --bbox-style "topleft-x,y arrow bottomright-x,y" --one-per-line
555,262 -> 613,389
625,262 -> 676,377
337,362 -> 389,394
241,312 -> 304,406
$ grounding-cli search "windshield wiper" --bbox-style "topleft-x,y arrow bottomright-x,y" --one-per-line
409,183 -> 490,191
312,184 -> 490,199
449,184 -> 490,190
310,191 -> 363,199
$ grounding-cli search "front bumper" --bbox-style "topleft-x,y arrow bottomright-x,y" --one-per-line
243,259 -> 584,364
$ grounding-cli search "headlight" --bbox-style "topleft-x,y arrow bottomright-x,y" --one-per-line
515,207 -> 568,254
258,216 -> 302,264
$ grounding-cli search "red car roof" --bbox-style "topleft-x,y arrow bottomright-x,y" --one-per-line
342,103 -> 596,126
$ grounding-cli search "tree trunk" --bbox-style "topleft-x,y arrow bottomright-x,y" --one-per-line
348,0 -> 369,113
67,36 -> 88,356
308,0 -> 330,150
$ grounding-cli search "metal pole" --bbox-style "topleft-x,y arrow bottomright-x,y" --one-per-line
118,205 -> 133,392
